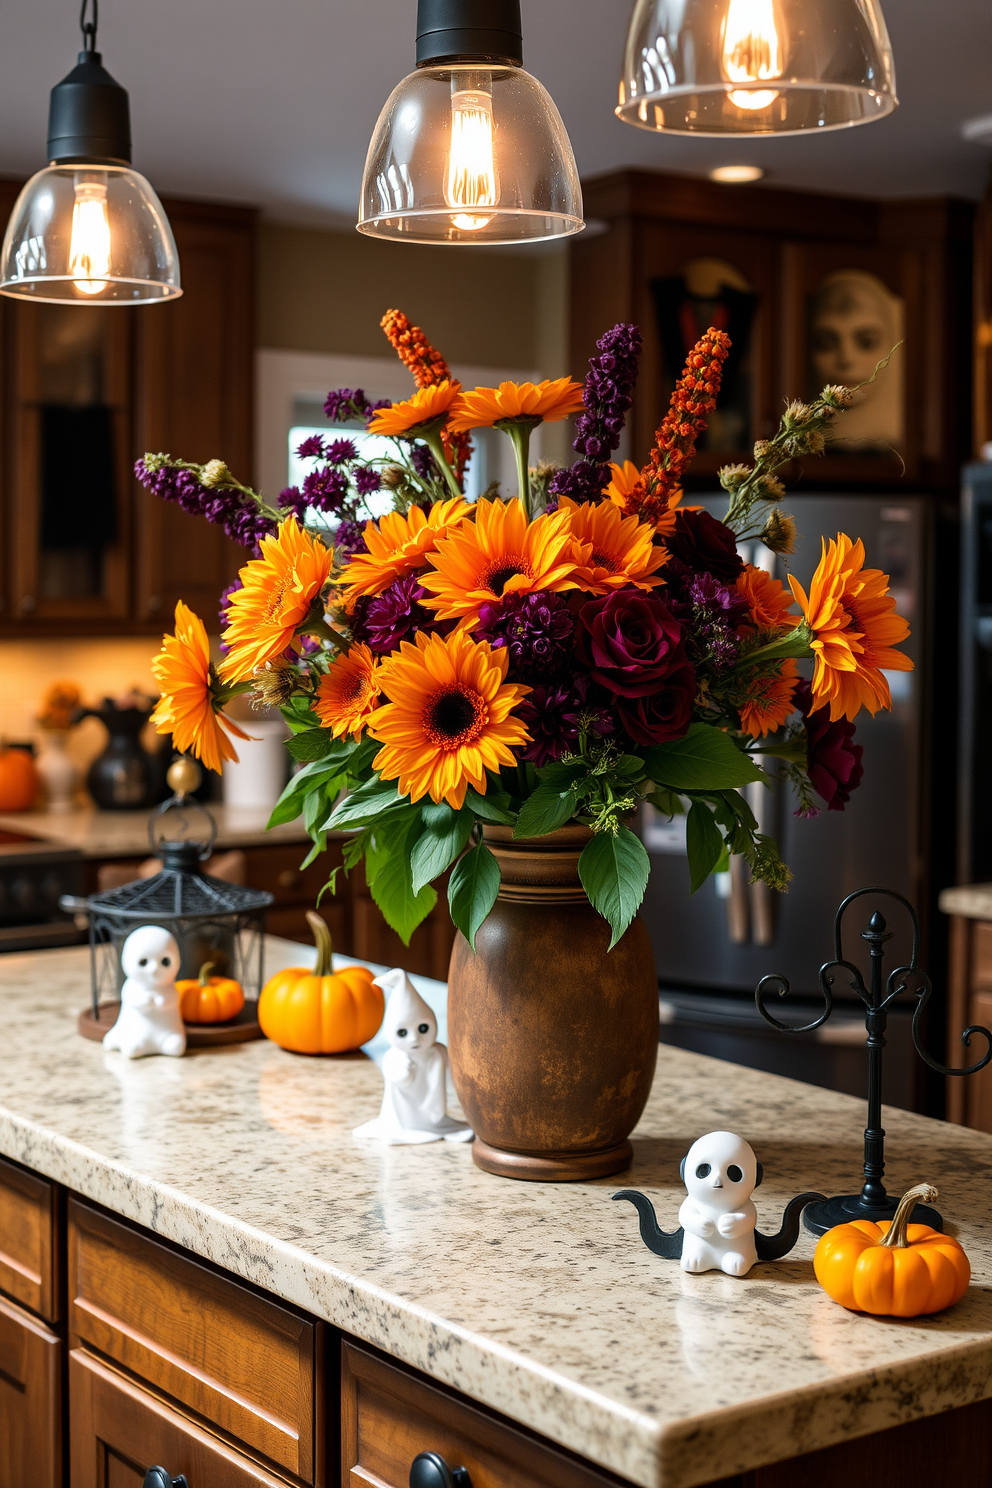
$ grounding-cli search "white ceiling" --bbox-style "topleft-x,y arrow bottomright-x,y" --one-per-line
1,0 -> 990,229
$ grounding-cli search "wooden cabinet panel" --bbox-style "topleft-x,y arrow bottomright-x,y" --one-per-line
68,1200 -> 317,1480
70,1349 -> 292,1488
0,1153 -> 60,1320
0,1291 -> 61,1488
341,1341 -> 616,1488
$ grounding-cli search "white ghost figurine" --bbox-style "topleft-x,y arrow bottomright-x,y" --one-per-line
679,1131 -> 761,1277
103,925 -> 187,1060
353,969 -> 473,1145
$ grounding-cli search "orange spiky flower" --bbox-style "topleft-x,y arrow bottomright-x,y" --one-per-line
380,309 -> 471,485
620,328 -> 732,527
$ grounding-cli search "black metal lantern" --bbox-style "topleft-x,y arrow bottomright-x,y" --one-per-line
66,776 -> 273,1023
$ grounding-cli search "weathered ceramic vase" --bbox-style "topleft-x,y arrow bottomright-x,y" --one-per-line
447,824 -> 659,1181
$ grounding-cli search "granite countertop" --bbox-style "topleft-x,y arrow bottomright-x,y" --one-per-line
0,805 -> 309,856
3,941 -> 992,1488
940,884 -> 992,920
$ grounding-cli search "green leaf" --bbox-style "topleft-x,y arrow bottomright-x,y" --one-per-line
299,835 -> 325,871
365,809 -> 422,889
447,842 -> 501,950
537,758 -> 588,789
464,784 -> 515,824
645,724 -> 765,792
281,698 -> 322,734
266,757 -> 343,828
613,754 -> 647,781
369,817 -> 437,945
326,778 -> 404,829
647,787 -> 685,816
285,728 -> 336,763
578,826 -> 651,950
514,783 -> 578,839
686,802 -> 725,894
410,806 -> 474,893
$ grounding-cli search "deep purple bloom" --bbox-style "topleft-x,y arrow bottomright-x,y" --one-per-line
354,465 -> 382,497
575,589 -> 688,697
548,323 -> 642,505
295,435 -> 325,459
352,575 -> 450,654
217,582 -> 241,655
796,679 -> 864,813
518,676 -> 614,767
135,458 -> 276,549
410,444 -> 438,482
665,509 -> 743,583
333,520 -> 369,559
677,571 -> 749,671
323,387 -> 391,425
475,590 -> 574,679
278,484 -> 307,520
617,667 -> 696,746
326,437 -> 358,465
302,466 -> 349,513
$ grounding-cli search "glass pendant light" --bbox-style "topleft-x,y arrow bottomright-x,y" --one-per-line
0,1 -> 180,304
617,0 -> 897,135
359,0 -> 583,245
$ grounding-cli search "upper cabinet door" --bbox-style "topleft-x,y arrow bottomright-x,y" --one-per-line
133,201 -> 254,629
6,300 -> 133,625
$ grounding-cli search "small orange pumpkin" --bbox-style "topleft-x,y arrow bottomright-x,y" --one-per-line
258,911 -> 383,1055
177,962 -> 246,1024
814,1183 -> 970,1317
0,745 -> 39,812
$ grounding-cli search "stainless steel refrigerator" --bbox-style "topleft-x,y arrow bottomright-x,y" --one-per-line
641,493 -> 931,1110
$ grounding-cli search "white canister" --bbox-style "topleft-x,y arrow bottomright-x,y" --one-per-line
221,718 -> 289,811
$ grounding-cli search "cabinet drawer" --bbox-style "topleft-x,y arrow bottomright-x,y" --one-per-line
972,921 -> 992,987
341,1342 -> 615,1488
0,1291 -> 61,1488
0,1153 -> 60,1320
242,844 -> 343,906
69,1200 -> 319,1482
70,1348 -> 293,1488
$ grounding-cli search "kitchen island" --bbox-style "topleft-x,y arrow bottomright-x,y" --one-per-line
2,941 -> 992,1488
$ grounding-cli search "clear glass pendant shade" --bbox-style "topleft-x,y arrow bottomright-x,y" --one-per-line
617,0 -> 897,135
359,65 -> 583,245
0,163 -> 181,304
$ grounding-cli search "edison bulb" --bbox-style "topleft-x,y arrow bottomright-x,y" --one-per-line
68,174 -> 111,296
444,82 -> 499,232
721,0 -> 783,111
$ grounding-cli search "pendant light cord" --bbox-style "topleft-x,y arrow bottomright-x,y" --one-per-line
80,0 -> 98,54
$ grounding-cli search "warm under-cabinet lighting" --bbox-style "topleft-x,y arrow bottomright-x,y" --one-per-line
709,164 -> 766,182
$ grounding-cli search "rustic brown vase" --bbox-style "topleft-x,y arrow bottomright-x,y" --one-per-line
447,824 -> 659,1181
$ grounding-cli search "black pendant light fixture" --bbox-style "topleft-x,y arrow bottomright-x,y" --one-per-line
617,0 -> 897,136
0,0 -> 181,303
359,0 -> 583,245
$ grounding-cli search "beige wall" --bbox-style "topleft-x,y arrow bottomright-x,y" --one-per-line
257,223 -> 569,382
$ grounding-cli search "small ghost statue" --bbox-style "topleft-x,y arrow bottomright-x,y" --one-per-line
353,969 -> 473,1145
678,1131 -> 761,1277
103,925 -> 187,1060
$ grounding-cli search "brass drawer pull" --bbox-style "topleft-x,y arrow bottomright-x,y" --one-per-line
143,1470 -> 189,1488
410,1450 -> 472,1488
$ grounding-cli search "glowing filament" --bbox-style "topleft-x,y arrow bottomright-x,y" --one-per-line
444,89 -> 499,231
721,0 -> 782,111
69,178 -> 111,295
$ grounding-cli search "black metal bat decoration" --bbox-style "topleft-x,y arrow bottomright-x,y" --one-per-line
612,1189 -> 826,1262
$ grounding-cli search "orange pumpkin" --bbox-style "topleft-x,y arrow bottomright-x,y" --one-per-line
177,962 -> 245,1024
0,746 -> 39,812
258,911 -> 383,1054
814,1183 -> 970,1317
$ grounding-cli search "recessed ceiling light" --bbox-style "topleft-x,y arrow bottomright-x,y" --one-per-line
709,165 -> 765,183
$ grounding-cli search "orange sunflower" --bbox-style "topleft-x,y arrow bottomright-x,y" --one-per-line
560,496 -> 667,595
448,377 -> 584,432
221,517 -> 333,683
420,497 -> 578,625
606,461 -> 685,536
367,630 -> 531,810
739,660 -> 799,739
314,645 -> 380,739
151,602 -> 252,774
788,533 -> 913,721
736,565 -> 796,634
337,496 -> 469,611
367,380 -> 462,437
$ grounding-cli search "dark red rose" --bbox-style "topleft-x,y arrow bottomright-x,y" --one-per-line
617,665 -> 696,745
796,680 -> 864,811
575,589 -> 687,697
665,508 -> 744,583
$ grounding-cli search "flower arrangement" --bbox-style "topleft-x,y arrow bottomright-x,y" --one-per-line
139,311 -> 911,950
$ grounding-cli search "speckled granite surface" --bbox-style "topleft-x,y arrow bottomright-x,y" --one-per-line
940,884 -> 992,921
2,942 -> 992,1488
0,805 -> 309,856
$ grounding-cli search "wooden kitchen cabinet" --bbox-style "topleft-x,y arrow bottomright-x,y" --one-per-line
0,1292 -> 62,1488
0,1152 -> 61,1321
0,176 -> 254,637
946,914 -> 992,1130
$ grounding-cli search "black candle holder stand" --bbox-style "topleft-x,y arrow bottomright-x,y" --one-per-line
755,887 -> 992,1236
